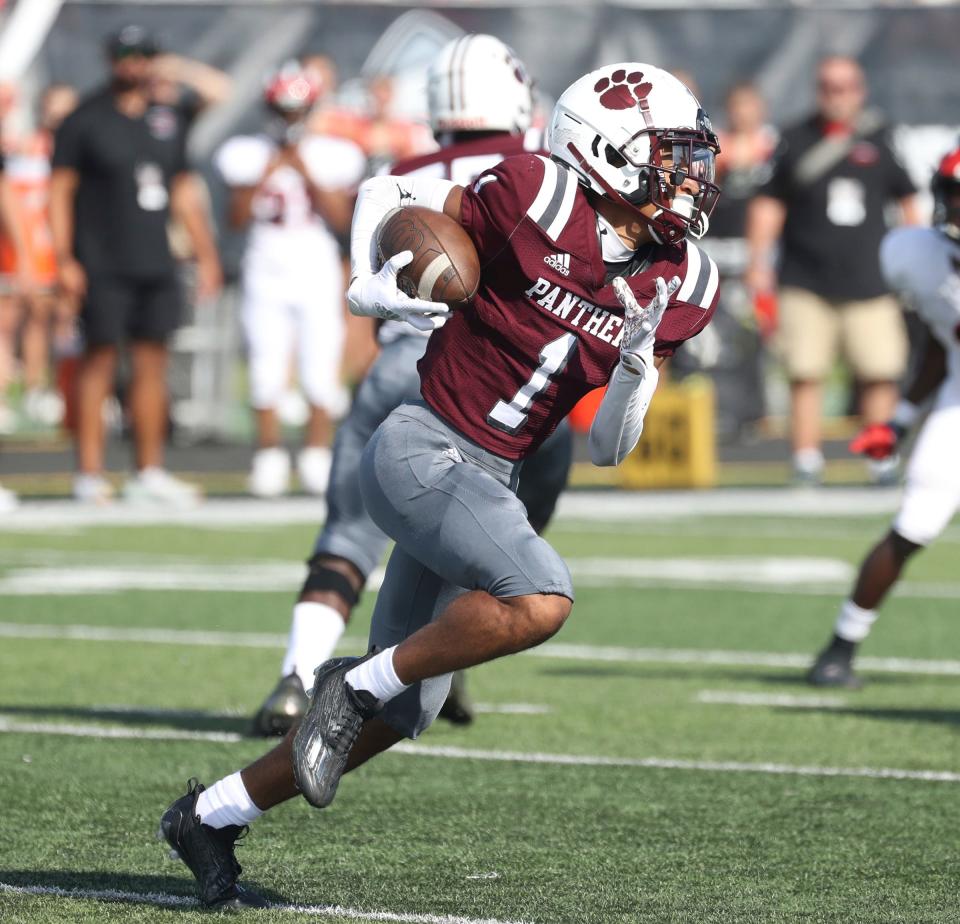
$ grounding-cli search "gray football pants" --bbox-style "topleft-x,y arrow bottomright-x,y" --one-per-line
312,335 -> 573,579
359,401 -> 574,738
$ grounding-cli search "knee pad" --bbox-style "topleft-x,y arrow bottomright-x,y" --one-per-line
301,556 -> 361,607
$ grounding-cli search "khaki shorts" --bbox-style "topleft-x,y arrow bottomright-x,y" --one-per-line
777,287 -> 908,382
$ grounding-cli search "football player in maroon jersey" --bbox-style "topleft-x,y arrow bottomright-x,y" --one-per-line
249,34 -> 568,738
159,62 -> 721,909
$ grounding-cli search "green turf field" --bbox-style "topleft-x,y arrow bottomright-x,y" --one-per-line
1,498 -> 958,923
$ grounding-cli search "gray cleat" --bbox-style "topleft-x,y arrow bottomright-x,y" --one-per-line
807,646 -> 862,689
292,654 -> 380,808
250,673 -> 308,737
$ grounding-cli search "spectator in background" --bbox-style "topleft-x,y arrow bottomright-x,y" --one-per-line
0,141 -> 29,435
149,50 -> 232,117
0,84 -> 78,429
215,62 -> 364,498
49,25 -> 222,505
301,54 -> 379,388
688,81 -> 778,437
0,149 -> 22,509
746,56 -> 919,485
310,71 -> 432,171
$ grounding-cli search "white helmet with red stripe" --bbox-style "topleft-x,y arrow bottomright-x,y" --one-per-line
549,63 -> 720,245
264,61 -> 320,115
932,145 -> 960,240
427,34 -> 533,136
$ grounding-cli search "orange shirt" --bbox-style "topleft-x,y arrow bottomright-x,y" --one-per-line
0,132 -> 57,285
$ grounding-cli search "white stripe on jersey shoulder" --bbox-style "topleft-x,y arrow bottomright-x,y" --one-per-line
527,156 -> 559,223
676,241 -> 719,310
527,155 -> 579,241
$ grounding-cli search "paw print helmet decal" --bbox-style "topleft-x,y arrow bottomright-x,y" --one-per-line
549,63 -> 721,245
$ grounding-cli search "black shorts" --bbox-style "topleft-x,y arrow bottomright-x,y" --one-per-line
81,274 -> 183,347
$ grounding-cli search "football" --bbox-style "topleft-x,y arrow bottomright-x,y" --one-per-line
376,205 -> 480,309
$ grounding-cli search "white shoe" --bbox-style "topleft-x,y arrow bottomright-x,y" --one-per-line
297,446 -> 332,496
73,473 -> 115,505
124,467 -> 202,508
249,447 -> 291,498
0,482 -> 18,513
23,388 -> 65,427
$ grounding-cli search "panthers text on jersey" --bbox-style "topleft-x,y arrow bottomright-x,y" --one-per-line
418,153 -> 719,459
881,226 -> 960,380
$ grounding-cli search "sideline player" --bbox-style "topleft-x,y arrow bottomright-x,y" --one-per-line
250,35 -> 572,735
808,148 -> 960,687
216,62 -> 365,497
160,62 -> 722,909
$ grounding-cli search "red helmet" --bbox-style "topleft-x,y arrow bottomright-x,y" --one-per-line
932,146 -> 960,237
264,63 -> 319,115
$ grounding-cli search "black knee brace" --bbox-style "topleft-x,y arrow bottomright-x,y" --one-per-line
301,555 -> 361,607
889,529 -> 923,560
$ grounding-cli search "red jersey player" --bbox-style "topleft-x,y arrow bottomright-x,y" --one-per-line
159,62 -> 721,909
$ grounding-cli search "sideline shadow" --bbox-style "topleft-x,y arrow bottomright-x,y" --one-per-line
778,705 -> 960,728
0,869 -> 284,909
0,704 -> 248,734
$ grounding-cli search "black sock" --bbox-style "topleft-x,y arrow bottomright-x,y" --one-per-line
828,634 -> 857,658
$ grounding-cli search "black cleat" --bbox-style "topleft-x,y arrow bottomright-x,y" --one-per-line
158,779 -> 268,910
292,655 -> 380,809
250,673 -> 308,737
438,670 -> 474,726
807,645 -> 862,689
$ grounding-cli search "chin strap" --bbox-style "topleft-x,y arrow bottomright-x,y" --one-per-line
565,142 -> 688,246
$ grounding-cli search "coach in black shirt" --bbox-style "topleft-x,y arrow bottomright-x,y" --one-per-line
746,56 -> 918,485
50,25 -> 221,505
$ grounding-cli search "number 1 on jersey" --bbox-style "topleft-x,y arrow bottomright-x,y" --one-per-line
487,333 -> 578,435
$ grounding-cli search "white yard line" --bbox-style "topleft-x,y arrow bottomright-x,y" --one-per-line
0,717 -> 955,784
2,621 -> 960,677
523,641 -> 960,677
0,882 -> 529,923
0,488 -> 911,534
695,690 -> 847,708
473,703 -> 551,715
4,555 -> 960,598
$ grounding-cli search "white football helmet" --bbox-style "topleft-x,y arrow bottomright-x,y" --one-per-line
549,63 -> 720,244
427,34 -> 533,136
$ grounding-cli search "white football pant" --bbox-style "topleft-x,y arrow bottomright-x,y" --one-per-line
241,262 -> 345,413
894,374 -> 960,547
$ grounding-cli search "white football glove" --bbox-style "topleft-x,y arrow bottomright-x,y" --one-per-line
347,251 -> 451,332
613,275 -> 681,375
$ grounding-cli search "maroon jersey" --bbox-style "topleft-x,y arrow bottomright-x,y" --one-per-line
418,154 -> 719,460
379,131 -> 545,345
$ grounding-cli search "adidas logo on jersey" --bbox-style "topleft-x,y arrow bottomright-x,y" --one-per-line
544,252 -> 571,276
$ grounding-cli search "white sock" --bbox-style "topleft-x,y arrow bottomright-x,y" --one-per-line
281,601 -> 346,691
794,447 -> 824,475
345,646 -> 409,703
195,772 -> 262,829
834,599 -> 878,643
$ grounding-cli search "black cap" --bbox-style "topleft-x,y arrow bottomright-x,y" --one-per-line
106,25 -> 159,60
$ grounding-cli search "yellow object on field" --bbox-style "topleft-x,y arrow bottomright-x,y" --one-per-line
618,377 -> 716,489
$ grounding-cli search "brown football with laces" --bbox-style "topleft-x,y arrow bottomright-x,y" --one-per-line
376,206 -> 480,309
